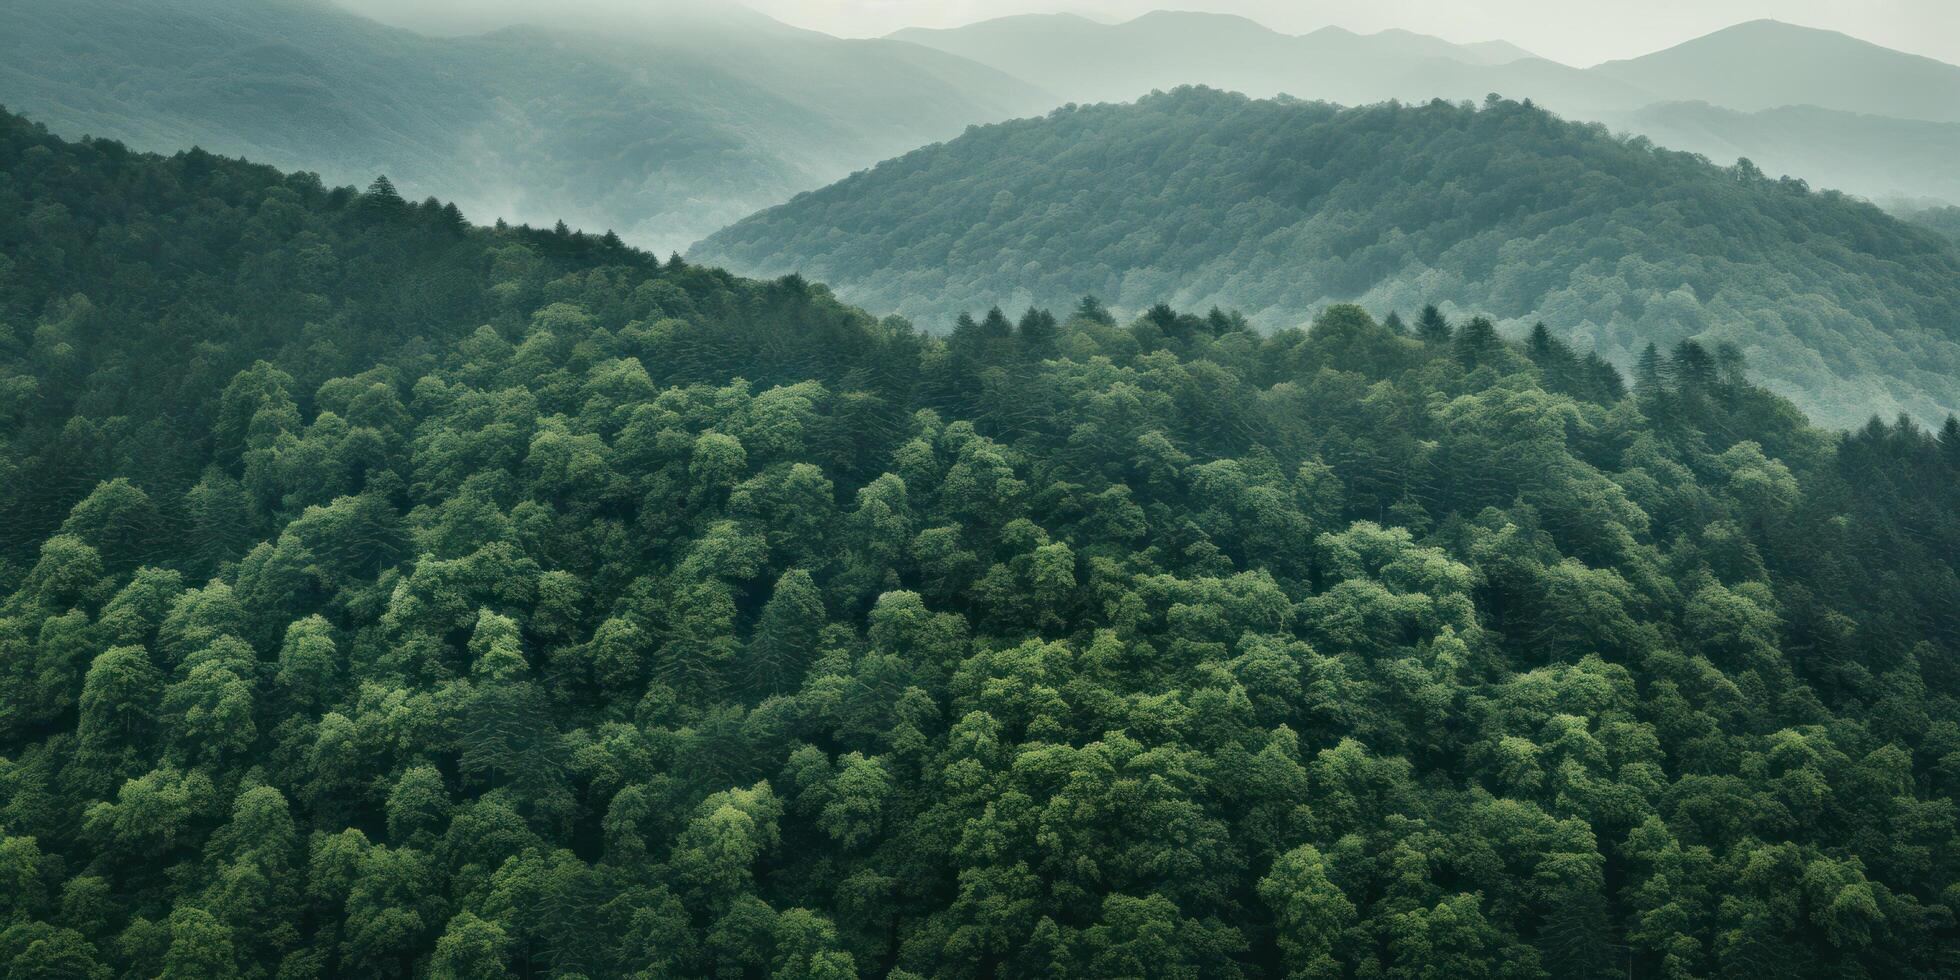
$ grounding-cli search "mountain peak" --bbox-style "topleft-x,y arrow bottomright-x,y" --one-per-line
1593,17 -> 1960,122
1121,9 -> 1283,36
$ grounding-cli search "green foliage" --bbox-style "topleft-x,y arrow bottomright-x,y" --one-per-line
695,87 -> 1960,428
3,110 -> 1960,979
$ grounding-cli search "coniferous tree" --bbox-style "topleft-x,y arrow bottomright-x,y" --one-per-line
1417,304 -> 1453,345
746,569 -> 826,696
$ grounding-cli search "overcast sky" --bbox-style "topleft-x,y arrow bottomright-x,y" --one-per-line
334,0 -> 1959,68
747,0 -> 1957,67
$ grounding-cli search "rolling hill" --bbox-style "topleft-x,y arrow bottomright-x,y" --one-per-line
693,87 -> 1960,428
0,0 -> 1053,253
1598,101 -> 1960,205
893,12 -> 1960,208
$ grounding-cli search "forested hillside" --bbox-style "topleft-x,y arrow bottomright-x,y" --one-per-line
694,87 -> 1960,429
1902,205 -> 1960,242
889,12 -> 1960,209
4,109 -> 1960,978
0,0 -> 1050,253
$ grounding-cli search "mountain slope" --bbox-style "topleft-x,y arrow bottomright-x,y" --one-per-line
1900,205 -> 1960,242
693,87 -> 1960,428
0,0 -> 1053,253
4,107 -> 1960,980
890,11 -> 1960,207
1601,101 -> 1960,205
1593,19 -> 1960,124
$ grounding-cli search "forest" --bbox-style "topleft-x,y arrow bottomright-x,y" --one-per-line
4,109 -> 1960,978
693,87 -> 1960,430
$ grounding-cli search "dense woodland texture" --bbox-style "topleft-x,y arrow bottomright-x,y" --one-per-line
694,87 -> 1960,430
6,111 -> 1960,979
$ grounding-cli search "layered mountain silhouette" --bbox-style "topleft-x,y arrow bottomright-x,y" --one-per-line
890,11 -> 1587,109
1592,19 -> 1960,124
0,0 -> 1051,252
894,13 -> 1960,206
693,87 -> 1960,428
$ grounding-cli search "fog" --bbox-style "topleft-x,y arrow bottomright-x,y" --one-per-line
333,0 -> 1957,68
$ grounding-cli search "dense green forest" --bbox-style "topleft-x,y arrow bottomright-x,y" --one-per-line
693,87 -> 1960,430
0,0 -> 1048,254
7,108 -> 1960,978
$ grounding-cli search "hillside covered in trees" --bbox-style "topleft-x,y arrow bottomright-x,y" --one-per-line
0,0 -> 1049,253
1902,204 -> 1960,242
694,87 -> 1960,429
891,14 -> 1960,210
6,109 -> 1960,979
1597,101 -> 1960,207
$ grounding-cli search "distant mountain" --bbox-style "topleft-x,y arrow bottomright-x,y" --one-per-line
1601,102 -> 1960,205
1592,19 -> 1960,124
694,87 -> 1960,428
892,11 -> 1960,207
890,11 -> 1574,109
0,0 -> 1053,253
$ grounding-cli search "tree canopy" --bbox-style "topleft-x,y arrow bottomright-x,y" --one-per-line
3,107 -> 1960,977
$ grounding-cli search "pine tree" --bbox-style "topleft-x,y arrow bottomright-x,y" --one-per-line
980,307 -> 1013,338
356,175 -> 406,223
1416,304 -> 1452,345
1017,307 -> 1059,350
1453,315 -> 1499,368
1525,321 -> 1556,361
746,569 -> 826,696
1075,295 -> 1115,326
1635,342 -> 1666,395
1672,340 -> 1716,389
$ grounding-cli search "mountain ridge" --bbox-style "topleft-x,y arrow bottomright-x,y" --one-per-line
692,86 -> 1960,428
1592,18 -> 1960,123
0,0 -> 1054,253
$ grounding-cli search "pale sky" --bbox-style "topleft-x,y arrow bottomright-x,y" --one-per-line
742,0 -> 1958,68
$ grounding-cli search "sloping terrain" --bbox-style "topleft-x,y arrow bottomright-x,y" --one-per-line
0,0 -> 1052,252
694,88 -> 1960,427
